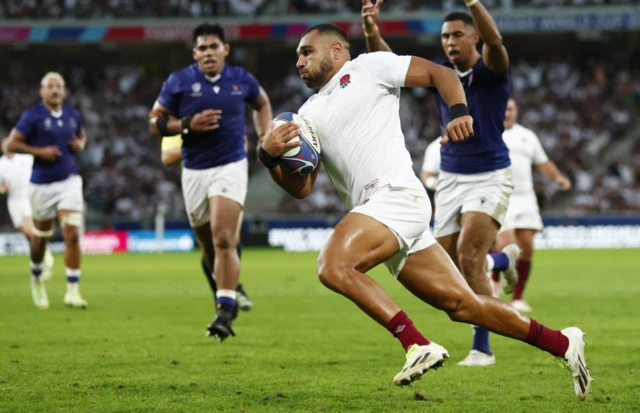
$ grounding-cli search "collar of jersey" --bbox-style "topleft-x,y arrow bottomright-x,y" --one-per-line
195,63 -> 227,84
319,62 -> 350,95
40,102 -> 63,118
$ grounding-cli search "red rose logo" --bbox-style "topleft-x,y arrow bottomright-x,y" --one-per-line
339,74 -> 351,88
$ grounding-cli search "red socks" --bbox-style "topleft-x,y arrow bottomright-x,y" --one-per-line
513,259 -> 532,300
526,319 -> 569,358
387,311 -> 430,351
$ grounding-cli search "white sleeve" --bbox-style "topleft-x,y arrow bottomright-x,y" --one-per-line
530,131 -> 549,165
421,140 -> 441,173
357,52 -> 412,89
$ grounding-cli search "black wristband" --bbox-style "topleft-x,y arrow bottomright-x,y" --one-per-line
449,104 -> 469,120
156,114 -> 171,136
181,116 -> 192,135
258,147 -> 279,169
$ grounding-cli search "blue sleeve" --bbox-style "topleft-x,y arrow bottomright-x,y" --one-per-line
244,72 -> 261,103
73,109 -> 83,134
157,73 -> 181,113
475,61 -> 509,87
14,110 -> 35,139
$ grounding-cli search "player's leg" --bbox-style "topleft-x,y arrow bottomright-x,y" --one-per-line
30,218 -> 54,309
193,223 -> 217,299
234,210 -> 253,311
57,175 -> 87,308
511,228 -> 536,311
398,244 -> 592,399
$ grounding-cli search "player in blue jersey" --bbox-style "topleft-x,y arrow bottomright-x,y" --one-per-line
149,23 -> 272,341
363,0 -> 520,366
6,72 -> 88,309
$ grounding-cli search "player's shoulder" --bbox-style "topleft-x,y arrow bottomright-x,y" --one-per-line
224,64 -> 257,82
514,124 -> 538,139
21,102 -> 45,118
167,64 -> 199,84
63,104 -> 82,118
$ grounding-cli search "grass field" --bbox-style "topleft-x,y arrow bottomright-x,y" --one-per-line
1,248 -> 639,412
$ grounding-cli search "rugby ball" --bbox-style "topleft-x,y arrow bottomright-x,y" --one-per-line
273,112 -> 321,175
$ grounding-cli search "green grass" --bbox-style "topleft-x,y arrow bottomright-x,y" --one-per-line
1,249 -> 639,412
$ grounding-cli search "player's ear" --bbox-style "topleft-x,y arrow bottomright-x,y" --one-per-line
332,42 -> 342,60
224,43 -> 230,57
192,47 -> 198,61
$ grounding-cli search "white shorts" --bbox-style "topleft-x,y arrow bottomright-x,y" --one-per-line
182,158 -> 248,228
7,196 -> 32,228
28,175 -> 84,222
499,193 -> 544,232
351,185 -> 437,278
434,167 -> 513,238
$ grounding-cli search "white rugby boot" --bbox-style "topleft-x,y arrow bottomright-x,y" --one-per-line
393,342 -> 450,386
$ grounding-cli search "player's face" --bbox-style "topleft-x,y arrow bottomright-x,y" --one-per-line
40,77 -> 66,109
193,35 -> 229,76
504,98 -> 518,129
296,32 -> 335,90
441,21 -> 479,68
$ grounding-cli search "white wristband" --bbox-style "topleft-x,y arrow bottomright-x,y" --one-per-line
465,0 -> 479,7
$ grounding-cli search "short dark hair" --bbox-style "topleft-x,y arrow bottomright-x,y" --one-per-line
302,23 -> 350,46
443,12 -> 476,28
193,23 -> 226,45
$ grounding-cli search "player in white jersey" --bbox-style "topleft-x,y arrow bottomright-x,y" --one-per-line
493,99 -> 571,312
259,24 -> 591,399
1,138 -> 54,279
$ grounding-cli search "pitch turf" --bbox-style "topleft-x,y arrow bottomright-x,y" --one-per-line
1,248 -> 639,412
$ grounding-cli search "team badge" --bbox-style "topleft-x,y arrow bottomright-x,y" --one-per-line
339,74 -> 351,89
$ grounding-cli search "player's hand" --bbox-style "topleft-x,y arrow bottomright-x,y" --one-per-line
36,146 -> 62,161
190,109 -> 222,133
69,137 -> 86,153
261,121 -> 302,158
556,175 -> 572,191
362,0 -> 383,32
0,183 -> 10,195
441,115 -> 474,145
1,137 -> 10,155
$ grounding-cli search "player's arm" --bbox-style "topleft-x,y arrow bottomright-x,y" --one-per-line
467,0 -> 509,74
248,87 -> 273,154
69,128 -> 87,153
149,102 -> 221,137
259,121 -> 318,199
161,147 -> 183,166
404,57 -> 473,143
537,161 -> 572,191
361,0 -> 392,52
6,128 -> 61,161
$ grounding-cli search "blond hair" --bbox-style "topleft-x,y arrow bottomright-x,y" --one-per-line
40,72 -> 66,87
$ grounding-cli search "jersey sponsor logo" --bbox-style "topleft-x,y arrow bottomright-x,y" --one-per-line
191,82 -> 202,97
231,84 -> 243,96
339,74 -> 351,89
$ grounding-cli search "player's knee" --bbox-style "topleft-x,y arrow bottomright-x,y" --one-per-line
212,229 -> 237,251
457,250 -> 485,278
316,258 -> 349,291
444,295 -> 480,324
62,226 -> 80,245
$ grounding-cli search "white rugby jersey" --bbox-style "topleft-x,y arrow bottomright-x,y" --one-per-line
0,153 -> 33,201
502,123 -> 548,196
421,138 -> 441,174
299,52 -> 423,210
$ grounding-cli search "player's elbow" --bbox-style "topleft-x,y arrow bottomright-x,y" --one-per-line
161,152 -> 172,166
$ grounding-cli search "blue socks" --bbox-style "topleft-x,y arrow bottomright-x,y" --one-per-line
489,252 -> 510,271
472,326 -> 492,355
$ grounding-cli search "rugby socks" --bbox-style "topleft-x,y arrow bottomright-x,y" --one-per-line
387,311 -> 431,351
526,319 -> 569,358
30,261 -> 43,282
216,289 -> 237,308
472,326 -> 492,355
513,259 -> 532,300
66,268 -> 80,292
201,258 -> 217,296
487,252 -> 510,272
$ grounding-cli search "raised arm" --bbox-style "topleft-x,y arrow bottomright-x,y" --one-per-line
467,0 -> 509,74
259,121 -> 319,200
361,0 -> 392,53
404,57 -> 473,143
537,161 -> 572,191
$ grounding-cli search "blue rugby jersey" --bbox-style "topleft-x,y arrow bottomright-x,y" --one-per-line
157,63 -> 260,170
430,57 -> 511,174
14,102 -> 82,184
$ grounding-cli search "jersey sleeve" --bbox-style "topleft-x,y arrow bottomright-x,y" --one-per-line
359,52 -> 412,89
73,109 -> 84,135
474,59 -> 510,88
244,71 -> 261,103
421,140 -> 441,173
157,73 -> 181,114
14,110 -> 36,139
161,135 -> 183,152
530,131 -> 549,165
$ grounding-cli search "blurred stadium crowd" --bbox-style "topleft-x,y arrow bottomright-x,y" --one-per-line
2,0 -> 638,19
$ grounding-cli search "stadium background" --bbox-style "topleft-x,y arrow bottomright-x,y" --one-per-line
1,2 -> 639,412
0,2 -> 639,255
